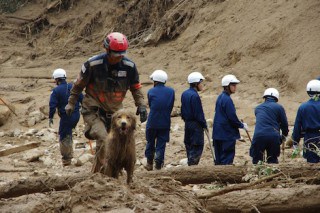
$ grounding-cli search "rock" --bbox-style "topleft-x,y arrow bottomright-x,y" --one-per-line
23,150 -> 45,162
27,117 -> 36,127
0,105 -> 11,126
179,158 -> 188,166
13,129 -> 21,137
29,110 -> 45,123
74,154 -> 94,166
24,129 -> 38,136
39,105 -> 49,116
206,119 -> 213,128
171,123 -> 180,132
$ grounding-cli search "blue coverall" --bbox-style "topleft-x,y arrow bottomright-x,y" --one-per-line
292,98 -> 320,163
49,80 -> 83,162
145,83 -> 175,168
250,97 -> 289,164
181,87 -> 207,166
212,91 -> 244,165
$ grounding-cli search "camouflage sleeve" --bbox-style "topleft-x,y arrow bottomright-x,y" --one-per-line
128,64 -> 146,107
131,88 -> 146,107
68,61 -> 91,105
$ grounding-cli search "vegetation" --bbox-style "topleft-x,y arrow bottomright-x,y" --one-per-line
0,0 -> 29,13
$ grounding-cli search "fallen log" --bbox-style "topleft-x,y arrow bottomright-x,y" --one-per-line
0,142 -> 41,157
204,185 -> 320,213
142,165 -> 247,184
141,164 -> 320,185
0,173 -> 91,199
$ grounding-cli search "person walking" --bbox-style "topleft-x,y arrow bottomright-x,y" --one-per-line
144,70 -> 175,170
49,68 -> 83,166
181,72 -> 207,166
212,74 -> 248,165
250,88 -> 289,164
65,32 -> 147,172
290,80 -> 320,163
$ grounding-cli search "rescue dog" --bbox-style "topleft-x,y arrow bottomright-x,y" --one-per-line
100,109 -> 137,184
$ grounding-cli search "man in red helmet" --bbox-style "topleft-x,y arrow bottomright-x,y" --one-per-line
65,32 -> 147,172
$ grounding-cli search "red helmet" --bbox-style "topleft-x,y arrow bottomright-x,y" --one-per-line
104,32 -> 129,53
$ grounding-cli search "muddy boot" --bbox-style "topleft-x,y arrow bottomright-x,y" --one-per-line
144,159 -> 153,171
60,135 -> 73,167
62,159 -> 72,166
155,162 -> 163,170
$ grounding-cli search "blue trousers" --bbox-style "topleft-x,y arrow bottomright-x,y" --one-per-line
184,121 -> 204,166
59,112 -> 80,141
250,135 -> 280,164
214,139 -> 236,165
145,128 -> 170,167
303,132 -> 320,163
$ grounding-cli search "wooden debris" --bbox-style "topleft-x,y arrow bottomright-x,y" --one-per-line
0,142 -> 41,157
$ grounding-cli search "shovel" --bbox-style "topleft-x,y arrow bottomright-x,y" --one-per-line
204,128 -> 216,163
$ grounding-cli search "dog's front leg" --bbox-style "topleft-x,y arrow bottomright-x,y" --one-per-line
91,144 -> 107,173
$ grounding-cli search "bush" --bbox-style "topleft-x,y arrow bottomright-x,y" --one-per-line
0,0 -> 29,13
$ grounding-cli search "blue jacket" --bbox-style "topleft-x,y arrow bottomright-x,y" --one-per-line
181,88 -> 207,129
212,91 -> 243,140
253,97 -> 289,139
146,83 -> 175,129
292,98 -> 320,143
49,80 -> 83,119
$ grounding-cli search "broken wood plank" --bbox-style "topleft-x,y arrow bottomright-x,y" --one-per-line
0,142 -> 41,157
0,168 -> 34,173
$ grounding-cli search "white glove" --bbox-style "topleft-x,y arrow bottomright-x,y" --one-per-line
242,123 -> 249,131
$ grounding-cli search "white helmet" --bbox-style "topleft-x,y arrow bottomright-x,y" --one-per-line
188,72 -> 205,84
221,74 -> 240,86
52,68 -> 67,79
306,79 -> 320,96
263,88 -> 279,100
150,70 -> 168,83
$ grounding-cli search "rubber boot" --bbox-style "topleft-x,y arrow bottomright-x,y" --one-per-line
144,159 -> 153,171
60,134 -> 73,166
155,162 -> 163,170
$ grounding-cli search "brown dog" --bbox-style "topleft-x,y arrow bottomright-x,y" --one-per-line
100,109 -> 137,184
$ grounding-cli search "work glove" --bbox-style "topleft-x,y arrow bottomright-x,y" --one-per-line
49,118 -> 53,128
136,106 -> 148,123
285,136 -> 294,148
242,122 -> 249,131
65,103 -> 75,116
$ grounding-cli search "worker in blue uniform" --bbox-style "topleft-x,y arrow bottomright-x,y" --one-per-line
250,88 -> 289,164
290,80 -> 320,163
49,68 -> 83,166
144,70 -> 175,170
181,72 -> 207,166
212,74 -> 248,165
